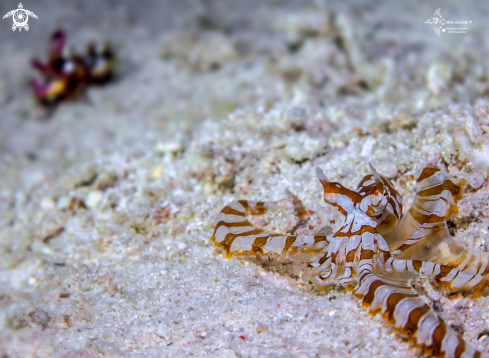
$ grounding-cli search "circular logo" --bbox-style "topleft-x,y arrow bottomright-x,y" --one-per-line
12,9 -> 28,28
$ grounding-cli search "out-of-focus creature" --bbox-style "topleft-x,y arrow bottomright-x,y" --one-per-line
31,30 -> 116,106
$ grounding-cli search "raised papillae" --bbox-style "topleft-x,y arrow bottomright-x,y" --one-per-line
211,164 -> 488,358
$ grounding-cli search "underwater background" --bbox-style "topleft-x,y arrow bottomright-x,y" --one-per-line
1,1 -> 489,357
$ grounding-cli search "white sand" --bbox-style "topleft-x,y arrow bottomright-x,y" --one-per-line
1,1 -> 489,357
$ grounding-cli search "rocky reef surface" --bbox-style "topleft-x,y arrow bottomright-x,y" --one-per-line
1,1 -> 489,357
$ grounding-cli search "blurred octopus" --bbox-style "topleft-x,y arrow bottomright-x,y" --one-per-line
31,29 -> 116,106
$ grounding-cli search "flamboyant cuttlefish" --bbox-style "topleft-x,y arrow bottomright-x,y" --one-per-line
211,164 -> 488,358
31,30 -> 115,106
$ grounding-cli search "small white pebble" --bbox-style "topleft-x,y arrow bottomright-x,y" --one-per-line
195,325 -> 208,338
152,165 -> 164,179
328,310 -> 336,317
361,137 -> 376,157
155,142 -> 183,153
86,190 -> 103,208
40,197 -> 56,210
56,196 -> 71,210
469,173 -> 484,189
177,242 -> 188,250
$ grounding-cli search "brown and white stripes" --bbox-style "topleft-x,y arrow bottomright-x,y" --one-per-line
382,166 -> 489,296
211,164 -> 488,358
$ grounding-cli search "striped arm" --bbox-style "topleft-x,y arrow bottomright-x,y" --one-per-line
386,255 -> 489,298
353,269 -> 487,358
383,166 -> 467,253
377,166 -> 489,294
211,200 -> 329,264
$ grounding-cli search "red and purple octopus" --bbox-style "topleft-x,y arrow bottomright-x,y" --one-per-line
31,30 -> 116,106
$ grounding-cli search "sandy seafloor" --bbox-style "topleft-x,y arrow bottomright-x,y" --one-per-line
1,0 -> 489,357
